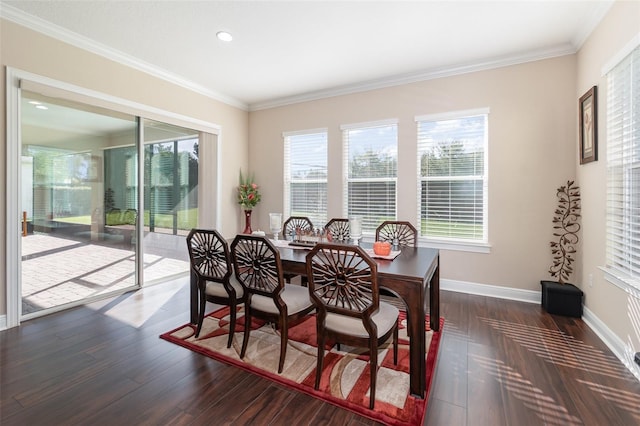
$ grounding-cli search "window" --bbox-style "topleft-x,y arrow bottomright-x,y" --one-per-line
283,130 -> 328,227
605,45 -> 640,290
416,109 -> 488,243
342,120 -> 398,233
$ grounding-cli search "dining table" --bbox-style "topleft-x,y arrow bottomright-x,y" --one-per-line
189,238 -> 440,399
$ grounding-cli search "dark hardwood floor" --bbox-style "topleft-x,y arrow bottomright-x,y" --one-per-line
2,277 -> 639,425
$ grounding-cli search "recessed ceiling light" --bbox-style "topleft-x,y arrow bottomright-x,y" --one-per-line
35,105 -> 48,110
216,31 -> 233,42
29,101 -> 42,105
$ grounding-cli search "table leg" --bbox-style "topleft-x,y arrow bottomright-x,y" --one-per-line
430,261 -> 440,331
406,285 -> 426,398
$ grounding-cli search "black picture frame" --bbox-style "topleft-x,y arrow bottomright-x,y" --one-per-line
579,86 -> 597,164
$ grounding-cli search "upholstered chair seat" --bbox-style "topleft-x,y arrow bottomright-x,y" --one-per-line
250,284 -> 311,315
325,302 -> 399,338
205,277 -> 244,299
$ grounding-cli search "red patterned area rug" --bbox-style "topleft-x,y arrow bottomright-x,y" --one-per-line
160,307 -> 444,426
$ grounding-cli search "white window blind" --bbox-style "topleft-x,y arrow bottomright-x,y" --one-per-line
283,130 -> 328,227
606,45 -> 640,289
342,120 -> 398,233
416,110 -> 488,242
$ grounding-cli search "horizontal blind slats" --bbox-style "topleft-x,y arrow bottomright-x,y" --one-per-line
344,123 -> 398,233
417,113 -> 487,241
284,131 -> 328,227
606,46 -> 640,284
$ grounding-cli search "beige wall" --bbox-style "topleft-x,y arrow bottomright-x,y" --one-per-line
576,0 -> 640,364
0,19 -> 249,317
249,55 -> 577,291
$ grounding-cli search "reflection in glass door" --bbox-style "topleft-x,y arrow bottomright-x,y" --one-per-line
20,91 -> 139,317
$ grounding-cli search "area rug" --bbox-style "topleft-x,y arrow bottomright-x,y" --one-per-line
160,307 -> 444,425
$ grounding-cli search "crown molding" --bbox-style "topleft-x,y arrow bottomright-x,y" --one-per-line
250,1 -> 615,112
3,1 -> 611,114
0,5 -> 249,111
249,43 -> 576,111
571,0 -> 615,50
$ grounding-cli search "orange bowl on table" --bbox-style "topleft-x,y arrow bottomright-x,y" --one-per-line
373,241 -> 392,256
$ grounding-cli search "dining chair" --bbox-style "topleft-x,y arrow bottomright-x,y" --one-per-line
325,218 -> 350,242
186,229 -> 246,347
281,216 -> 314,285
375,221 -> 417,325
282,216 -> 314,240
306,243 -> 399,409
230,234 -> 315,373
375,221 -> 417,247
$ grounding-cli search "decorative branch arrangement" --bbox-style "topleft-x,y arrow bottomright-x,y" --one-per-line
549,180 -> 581,284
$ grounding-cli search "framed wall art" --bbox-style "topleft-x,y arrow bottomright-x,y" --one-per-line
579,86 -> 597,164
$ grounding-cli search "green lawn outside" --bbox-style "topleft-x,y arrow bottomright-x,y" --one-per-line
55,212 -> 478,238
52,208 -> 198,230
421,219 -> 483,239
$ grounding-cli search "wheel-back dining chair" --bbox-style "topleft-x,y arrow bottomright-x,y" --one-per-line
230,234 -> 315,373
282,216 -> 314,240
375,221 -> 417,247
186,229 -> 246,347
325,218 -> 350,242
281,216 -> 314,284
305,243 -> 399,409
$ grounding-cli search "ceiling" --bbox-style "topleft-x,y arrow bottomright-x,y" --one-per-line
2,1 -> 614,111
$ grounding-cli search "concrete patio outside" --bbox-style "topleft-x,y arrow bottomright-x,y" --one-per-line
21,233 -> 190,316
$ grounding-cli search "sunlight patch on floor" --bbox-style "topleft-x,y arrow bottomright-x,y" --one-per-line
478,316 -> 630,379
472,354 -> 583,425
103,277 -> 188,328
576,379 -> 640,421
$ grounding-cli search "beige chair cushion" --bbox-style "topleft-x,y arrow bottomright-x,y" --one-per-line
325,301 -> 399,338
205,276 -> 244,299
250,284 -> 313,315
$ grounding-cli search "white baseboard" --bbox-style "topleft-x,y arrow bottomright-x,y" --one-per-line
441,278 -> 540,304
583,306 -> 640,381
442,278 -> 640,382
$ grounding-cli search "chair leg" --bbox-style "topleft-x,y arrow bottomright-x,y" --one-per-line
393,324 -> 399,365
240,308 -> 252,359
405,310 -> 411,342
195,288 -> 206,338
227,301 -> 237,348
369,341 -> 378,409
278,319 -> 288,374
315,331 -> 325,390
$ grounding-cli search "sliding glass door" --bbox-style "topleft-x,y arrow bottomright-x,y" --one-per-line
19,96 -> 200,318
7,69 -> 217,326
20,91 -> 139,317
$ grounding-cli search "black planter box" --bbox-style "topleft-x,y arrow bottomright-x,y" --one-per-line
540,280 -> 583,318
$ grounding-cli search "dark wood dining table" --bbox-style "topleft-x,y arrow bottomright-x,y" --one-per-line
189,240 -> 440,398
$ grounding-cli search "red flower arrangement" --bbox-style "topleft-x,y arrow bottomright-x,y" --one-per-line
237,169 -> 261,210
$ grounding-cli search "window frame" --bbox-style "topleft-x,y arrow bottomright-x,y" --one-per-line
602,40 -> 640,292
283,128 -> 328,227
415,108 -> 490,250
341,119 -> 398,235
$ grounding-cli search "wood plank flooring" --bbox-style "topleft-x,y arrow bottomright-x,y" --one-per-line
2,277 -> 639,425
